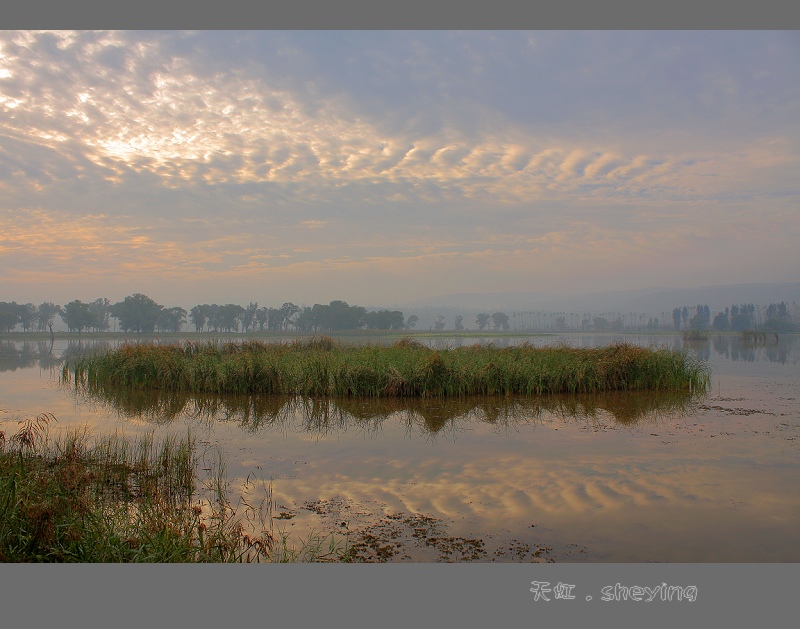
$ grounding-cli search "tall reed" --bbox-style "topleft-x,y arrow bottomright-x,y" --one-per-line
0,415 -> 343,562
63,337 -> 711,399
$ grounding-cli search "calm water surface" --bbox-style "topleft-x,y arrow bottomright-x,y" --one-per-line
1,333 -> 798,562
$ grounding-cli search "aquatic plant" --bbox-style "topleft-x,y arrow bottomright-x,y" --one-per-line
63,337 -> 711,399
0,415 -> 344,562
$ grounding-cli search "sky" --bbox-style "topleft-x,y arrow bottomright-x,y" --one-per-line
1,30 -> 798,310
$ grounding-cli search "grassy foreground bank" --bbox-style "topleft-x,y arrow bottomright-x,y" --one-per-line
0,415 -> 344,562
63,337 -> 711,398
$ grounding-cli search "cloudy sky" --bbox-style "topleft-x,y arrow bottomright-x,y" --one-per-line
1,30 -> 798,309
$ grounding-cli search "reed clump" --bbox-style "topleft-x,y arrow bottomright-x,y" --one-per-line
63,337 -> 711,399
0,414 -> 343,562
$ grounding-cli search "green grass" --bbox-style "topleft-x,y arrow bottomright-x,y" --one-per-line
0,414 -> 346,562
63,337 -> 711,399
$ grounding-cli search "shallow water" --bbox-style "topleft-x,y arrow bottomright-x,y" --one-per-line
1,333 -> 798,562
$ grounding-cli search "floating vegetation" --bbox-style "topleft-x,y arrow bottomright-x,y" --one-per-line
293,497 -> 557,563
63,337 -> 711,400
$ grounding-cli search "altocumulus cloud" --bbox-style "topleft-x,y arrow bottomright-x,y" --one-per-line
1,30 -> 798,305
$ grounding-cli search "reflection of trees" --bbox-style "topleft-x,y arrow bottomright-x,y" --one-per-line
706,334 -> 799,365
58,339 -> 113,365
711,336 -> 730,359
681,337 -> 711,362
65,378 -> 703,436
0,340 -> 59,372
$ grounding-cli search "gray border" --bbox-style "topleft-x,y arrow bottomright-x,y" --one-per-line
2,4 -> 798,628
2,0 -> 800,29
3,563 -> 799,625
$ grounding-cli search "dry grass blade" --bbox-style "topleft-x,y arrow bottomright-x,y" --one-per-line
1,411 -> 353,563
10,412 -> 57,450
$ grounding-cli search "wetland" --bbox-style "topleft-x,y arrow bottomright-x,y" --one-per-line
1,332 -> 799,562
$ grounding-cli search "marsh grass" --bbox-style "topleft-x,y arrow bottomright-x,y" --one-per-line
64,337 -> 711,399
0,415 -> 345,562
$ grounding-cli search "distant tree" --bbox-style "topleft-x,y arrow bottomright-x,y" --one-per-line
242,302 -> 258,333
294,306 -> 315,332
267,307 -> 283,332
593,317 -> 610,332
255,306 -> 269,332
454,315 -> 464,332
205,304 -> 221,332
475,313 -> 490,331
764,302 -> 796,332
36,302 -> 62,332
111,293 -> 163,334
207,305 -> 219,331
491,312 -> 510,331
764,304 -> 797,331
766,302 -> 788,324
189,305 -> 209,332
319,301 -> 366,331
712,308 -> 730,331
689,304 -> 711,330
157,307 -> 186,333
672,307 -> 682,331
730,304 -> 755,331
18,303 -> 37,332
0,302 -> 20,332
217,304 -> 245,332
88,298 -> 111,332
61,300 -> 98,334
363,310 -> 405,330
405,315 -> 419,330
434,315 -> 446,331
280,302 -> 300,331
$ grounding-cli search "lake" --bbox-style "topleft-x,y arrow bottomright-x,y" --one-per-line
1,333 -> 798,562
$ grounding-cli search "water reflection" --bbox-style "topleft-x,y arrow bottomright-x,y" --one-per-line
58,339 -> 113,362
6,332 -> 794,367
707,333 -> 798,365
0,339 -> 58,372
67,381 -> 702,437
418,333 -> 799,366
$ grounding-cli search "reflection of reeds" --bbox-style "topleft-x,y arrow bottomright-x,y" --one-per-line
546,389 -> 699,425
63,337 -> 711,399
68,382 -> 703,437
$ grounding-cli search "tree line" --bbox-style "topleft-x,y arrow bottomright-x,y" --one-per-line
2,295 -> 797,335
0,296 -> 408,334
676,302 -> 799,333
